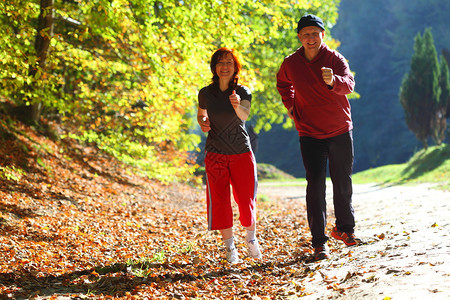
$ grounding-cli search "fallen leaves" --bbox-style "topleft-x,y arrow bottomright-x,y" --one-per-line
2,119 -> 449,299
0,120 -> 319,299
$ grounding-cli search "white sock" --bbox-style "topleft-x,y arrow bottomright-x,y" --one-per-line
246,230 -> 256,243
223,236 -> 236,251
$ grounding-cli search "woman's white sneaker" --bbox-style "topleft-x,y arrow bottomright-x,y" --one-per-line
246,239 -> 262,259
226,247 -> 241,263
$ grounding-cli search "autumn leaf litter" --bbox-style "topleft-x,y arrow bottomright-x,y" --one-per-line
1,121 -> 449,299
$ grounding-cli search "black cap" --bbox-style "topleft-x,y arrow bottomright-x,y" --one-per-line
297,14 -> 325,33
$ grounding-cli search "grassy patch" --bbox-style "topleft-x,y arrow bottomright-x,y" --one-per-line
259,178 -> 306,187
258,144 -> 449,191
353,144 -> 449,190
257,163 -> 296,181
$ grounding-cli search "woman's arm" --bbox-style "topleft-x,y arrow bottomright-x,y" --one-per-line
235,100 -> 251,120
229,90 -> 251,120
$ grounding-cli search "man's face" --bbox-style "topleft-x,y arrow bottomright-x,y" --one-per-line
298,26 -> 325,51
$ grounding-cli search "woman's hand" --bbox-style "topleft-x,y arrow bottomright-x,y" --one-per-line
229,90 -> 241,109
199,116 -> 210,132
197,108 -> 210,132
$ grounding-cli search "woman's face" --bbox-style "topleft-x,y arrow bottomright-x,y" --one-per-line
215,53 -> 235,82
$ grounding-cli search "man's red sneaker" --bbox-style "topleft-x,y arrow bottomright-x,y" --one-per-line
313,244 -> 330,261
331,226 -> 358,246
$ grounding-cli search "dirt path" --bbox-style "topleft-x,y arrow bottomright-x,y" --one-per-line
258,182 -> 450,299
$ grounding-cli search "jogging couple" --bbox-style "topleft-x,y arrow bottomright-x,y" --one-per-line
197,14 -> 359,263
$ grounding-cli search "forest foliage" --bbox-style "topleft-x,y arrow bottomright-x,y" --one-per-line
257,0 -> 450,177
400,28 -> 449,149
0,0 -> 340,181
333,0 -> 450,167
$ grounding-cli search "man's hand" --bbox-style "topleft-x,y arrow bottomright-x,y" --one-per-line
287,107 -> 294,120
321,67 -> 334,87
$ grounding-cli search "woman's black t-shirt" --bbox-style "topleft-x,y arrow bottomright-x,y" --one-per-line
198,83 -> 252,155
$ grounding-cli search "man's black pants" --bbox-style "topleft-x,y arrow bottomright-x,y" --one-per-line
300,130 -> 355,248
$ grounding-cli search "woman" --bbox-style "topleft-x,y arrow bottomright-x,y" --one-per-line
197,47 -> 261,263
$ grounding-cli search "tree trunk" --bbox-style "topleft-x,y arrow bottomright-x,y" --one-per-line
35,0 -> 54,69
21,0 -> 54,124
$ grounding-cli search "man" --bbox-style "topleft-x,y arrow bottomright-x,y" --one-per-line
276,14 -> 359,260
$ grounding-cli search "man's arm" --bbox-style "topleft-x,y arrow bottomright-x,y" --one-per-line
276,62 -> 295,110
328,54 -> 355,95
